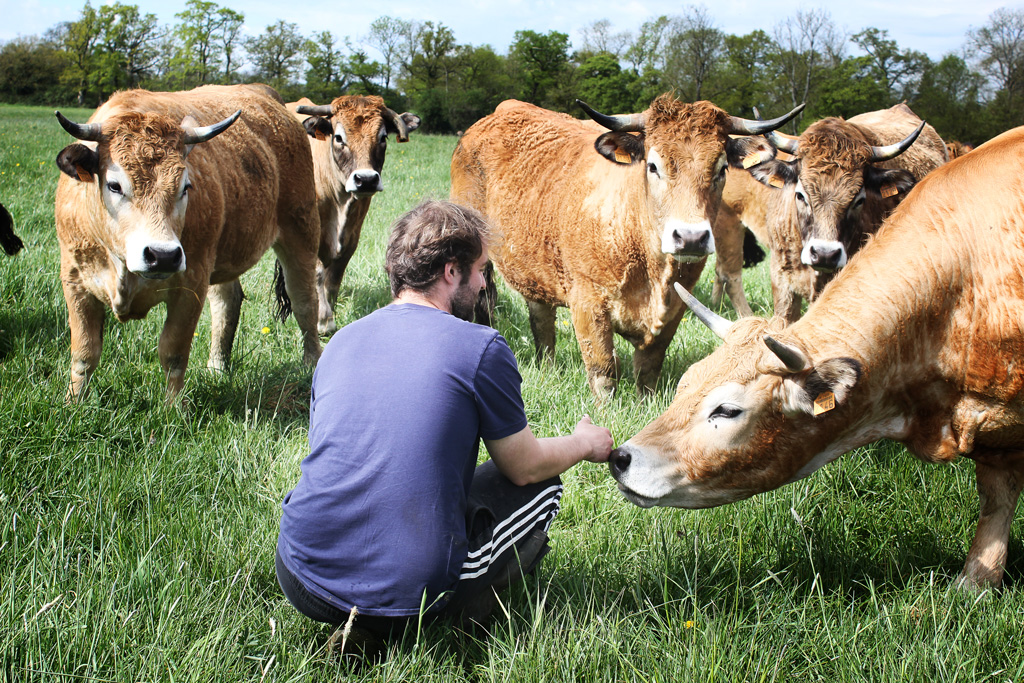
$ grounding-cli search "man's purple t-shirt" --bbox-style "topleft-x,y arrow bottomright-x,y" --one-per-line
277,303 -> 528,617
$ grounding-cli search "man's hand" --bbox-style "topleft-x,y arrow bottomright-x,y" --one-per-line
575,415 -> 613,463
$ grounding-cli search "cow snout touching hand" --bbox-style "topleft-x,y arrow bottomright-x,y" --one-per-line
613,129 -> 1024,590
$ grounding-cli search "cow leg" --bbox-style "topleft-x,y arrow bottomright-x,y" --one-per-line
63,281 -> 106,401
710,212 -> 751,316
527,300 -> 556,364
569,303 -> 616,398
159,285 -> 208,399
208,279 -> 243,373
317,199 -> 370,336
959,459 -> 1024,590
273,242 -> 323,365
772,279 -> 803,324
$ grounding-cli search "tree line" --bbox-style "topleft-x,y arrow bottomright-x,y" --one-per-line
1,2 -> 1022,144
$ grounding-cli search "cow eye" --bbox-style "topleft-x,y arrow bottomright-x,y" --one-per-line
334,134 -> 345,145
850,194 -> 864,209
795,190 -> 807,204
106,181 -> 122,196
647,162 -> 659,177
182,182 -> 193,198
710,404 -> 742,419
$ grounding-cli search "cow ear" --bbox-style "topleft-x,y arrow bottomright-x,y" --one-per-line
726,136 -> 775,170
745,159 -> 798,190
56,144 -> 99,182
302,116 -> 333,141
776,355 -> 862,418
865,167 -> 916,200
400,112 -> 421,133
594,131 -> 645,165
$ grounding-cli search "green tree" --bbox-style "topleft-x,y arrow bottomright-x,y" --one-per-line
852,28 -> 928,104
217,7 -> 245,82
508,29 -> 571,109
57,2 -> 99,105
769,8 -> 845,132
915,54 -> 988,144
0,35 -> 71,103
575,52 -> 641,114
93,2 -> 162,96
662,7 -> 724,102
172,0 -> 244,87
303,31 -> 348,102
245,20 -> 304,92
365,16 -> 411,91
969,6 -> 1024,131
715,30 -> 781,118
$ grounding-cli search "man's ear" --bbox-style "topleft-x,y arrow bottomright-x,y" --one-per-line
302,116 -> 334,141
594,131 -> 645,165
56,144 -> 99,182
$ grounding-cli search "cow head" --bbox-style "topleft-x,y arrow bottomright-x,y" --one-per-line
579,95 -> 803,264
297,95 -> 421,198
55,109 -> 239,279
745,117 -> 924,272
609,283 -> 862,508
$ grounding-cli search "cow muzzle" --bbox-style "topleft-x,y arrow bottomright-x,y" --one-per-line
346,169 -> 383,196
662,220 -> 715,262
801,239 -> 847,272
609,445 -> 661,508
125,233 -> 186,279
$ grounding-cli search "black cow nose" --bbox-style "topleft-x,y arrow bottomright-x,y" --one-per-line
808,244 -> 842,271
142,244 -> 184,272
674,228 -> 711,254
609,447 -> 632,478
353,170 -> 380,191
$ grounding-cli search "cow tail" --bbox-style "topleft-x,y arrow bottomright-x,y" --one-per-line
0,203 -> 24,256
742,229 -> 765,268
273,259 -> 293,322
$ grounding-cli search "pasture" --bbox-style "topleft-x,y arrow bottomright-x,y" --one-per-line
1,102 -> 1022,682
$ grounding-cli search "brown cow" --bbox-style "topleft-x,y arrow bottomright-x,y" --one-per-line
286,96 -> 420,335
609,125 -> 1024,589
947,140 -> 974,159
54,84 -> 322,399
1,202 -> 24,255
708,168 -> 773,316
451,95 -> 802,397
746,103 -> 947,322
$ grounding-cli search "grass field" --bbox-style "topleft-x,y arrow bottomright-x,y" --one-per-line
1,102 -> 1022,682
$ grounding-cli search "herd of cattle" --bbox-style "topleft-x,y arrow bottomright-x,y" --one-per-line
3,82 -> 1022,591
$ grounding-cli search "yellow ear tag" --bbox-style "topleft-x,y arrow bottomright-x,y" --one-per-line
768,175 -> 785,188
742,150 -> 769,169
880,184 -> 898,198
614,150 -> 631,164
813,391 -> 836,416
76,167 -> 94,183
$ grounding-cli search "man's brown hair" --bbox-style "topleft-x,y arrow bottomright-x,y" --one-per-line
385,200 -> 490,297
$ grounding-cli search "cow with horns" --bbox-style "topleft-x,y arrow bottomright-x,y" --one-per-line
451,95 -> 803,397
609,125 -> 1024,589
746,103 -> 947,322
286,96 -> 421,335
53,84 -> 322,399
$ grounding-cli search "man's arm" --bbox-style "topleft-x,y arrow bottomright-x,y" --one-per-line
484,416 -> 614,486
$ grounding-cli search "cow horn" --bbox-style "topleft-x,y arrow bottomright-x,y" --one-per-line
673,282 -> 733,340
867,121 -> 926,162
55,111 -> 103,142
296,103 -> 333,117
730,103 -> 805,136
753,106 -> 800,155
577,99 -> 645,132
383,107 -> 409,142
764,335 -> 809,373
182,109 -> 241,145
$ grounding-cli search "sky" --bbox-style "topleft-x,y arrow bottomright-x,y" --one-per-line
3,0 -> 1018,63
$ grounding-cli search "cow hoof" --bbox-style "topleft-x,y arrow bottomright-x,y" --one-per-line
318,319 -> 338,337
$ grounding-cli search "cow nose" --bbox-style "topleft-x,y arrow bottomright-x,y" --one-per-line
142,244 -> 184,272
609,446 -> 632,478
673,228 -> 711,255
808,243 -> 843,271
352,170 -> 380,193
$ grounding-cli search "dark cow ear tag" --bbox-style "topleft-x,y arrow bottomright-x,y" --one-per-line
76,167 -> 94,183
880,184 -> 898,198
813,391 -> 836,416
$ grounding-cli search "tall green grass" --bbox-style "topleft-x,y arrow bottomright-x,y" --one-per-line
1,102 -> 1022,682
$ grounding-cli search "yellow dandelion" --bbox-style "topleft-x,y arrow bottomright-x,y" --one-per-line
685,621 -> 695,629
261,326 -> 271,334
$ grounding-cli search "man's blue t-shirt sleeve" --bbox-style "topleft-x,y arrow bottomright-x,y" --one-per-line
474,334 -> 529,441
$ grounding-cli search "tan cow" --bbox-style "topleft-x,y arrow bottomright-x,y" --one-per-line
746,103 -> 947,322
286,96 -> 420,335
946,140 -> 974,159
54,84 -> 322,399
451,95 -> 802,397
708,168 -> 773,316
1,202 -> 24,255
609,125 -> 1024,589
